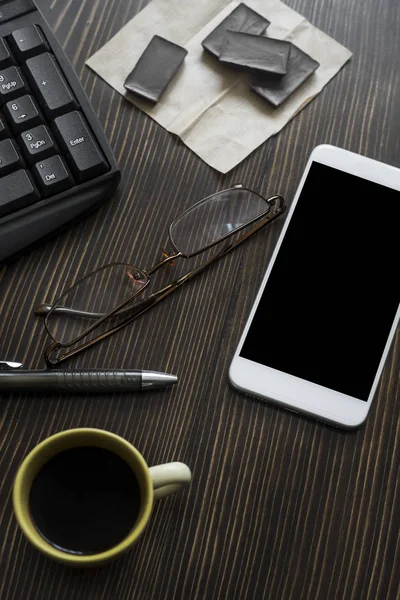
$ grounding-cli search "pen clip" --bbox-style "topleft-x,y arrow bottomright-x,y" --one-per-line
0,360 -> 24,370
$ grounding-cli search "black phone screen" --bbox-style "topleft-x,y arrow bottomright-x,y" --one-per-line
240,162 -> 400,400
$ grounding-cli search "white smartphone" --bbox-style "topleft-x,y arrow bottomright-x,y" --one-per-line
229,144 -> 400,429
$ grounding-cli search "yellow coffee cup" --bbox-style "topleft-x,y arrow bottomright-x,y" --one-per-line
13,428 -> 191,566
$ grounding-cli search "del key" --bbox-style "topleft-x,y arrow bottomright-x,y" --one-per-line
53,111 -> 108,182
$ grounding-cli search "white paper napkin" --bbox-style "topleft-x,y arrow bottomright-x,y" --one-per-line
86,0 -> 352,173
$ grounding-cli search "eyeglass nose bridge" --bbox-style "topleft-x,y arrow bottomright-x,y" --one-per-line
146,249 -> 182,276
161,248 -> 177,267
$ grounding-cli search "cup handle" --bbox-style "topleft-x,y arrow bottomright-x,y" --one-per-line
148,462 -> 191,500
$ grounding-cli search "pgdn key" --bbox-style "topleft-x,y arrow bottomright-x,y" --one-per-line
53,111 -> 108,182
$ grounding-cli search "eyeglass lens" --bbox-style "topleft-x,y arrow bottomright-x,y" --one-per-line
45,264 -> 148,345
169,188 -> 270,256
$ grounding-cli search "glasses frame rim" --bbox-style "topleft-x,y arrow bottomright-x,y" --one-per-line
168,185 -> 273,257
42,190 -> 285,367
43,262 -> 151,347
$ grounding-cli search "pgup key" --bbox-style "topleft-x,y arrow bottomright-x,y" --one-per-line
0,66 -> 28,103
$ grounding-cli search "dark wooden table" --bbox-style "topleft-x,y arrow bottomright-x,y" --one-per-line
1,0 -> 399,598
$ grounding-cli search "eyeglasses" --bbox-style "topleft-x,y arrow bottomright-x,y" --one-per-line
35,185 -> 285,367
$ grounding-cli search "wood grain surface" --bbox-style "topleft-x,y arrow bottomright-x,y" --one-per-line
0,0 -> 399,598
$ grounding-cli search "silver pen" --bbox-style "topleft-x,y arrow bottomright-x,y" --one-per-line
0,362 -> 177,393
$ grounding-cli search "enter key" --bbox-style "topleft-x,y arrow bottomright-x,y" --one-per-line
53,110 -> 109,182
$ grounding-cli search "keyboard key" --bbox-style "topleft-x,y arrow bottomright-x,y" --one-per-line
0,169 -> 38,218
19,124 -> 56,163
0,66 -> 28,103
9,25 -> 48,60
53,111 -> 108,182
5,95 -> 43,132
33,154 -> 73,197
0,114 -> 9,139
26,53 -> 77,118
0,138 -> 23,175
0,38 -> 13,69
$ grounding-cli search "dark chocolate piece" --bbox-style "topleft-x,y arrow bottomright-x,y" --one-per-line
219,31 -> 290,76
202,3 -> 270,58
251,44 -> 320,107
124,35 -> 187,103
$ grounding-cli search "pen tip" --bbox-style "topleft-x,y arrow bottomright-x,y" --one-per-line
141,371 -> 178,390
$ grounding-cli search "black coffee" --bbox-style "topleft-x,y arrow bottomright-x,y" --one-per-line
29,446 -> 141,555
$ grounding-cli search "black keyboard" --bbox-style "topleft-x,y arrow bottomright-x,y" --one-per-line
0,0 -> 120,262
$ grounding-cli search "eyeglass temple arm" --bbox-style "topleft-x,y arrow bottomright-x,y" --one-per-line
45,195 -> 285,366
